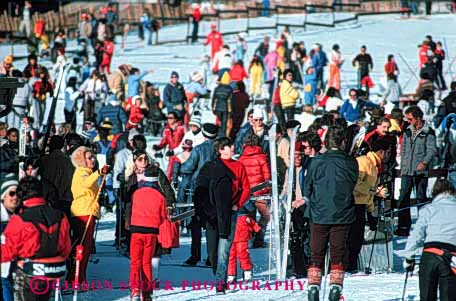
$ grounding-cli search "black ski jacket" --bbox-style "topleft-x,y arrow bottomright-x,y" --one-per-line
303,150 -> 358,224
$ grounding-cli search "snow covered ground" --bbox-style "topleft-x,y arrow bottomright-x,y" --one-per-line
57,212 -> 419,301
3,11 -> 454,300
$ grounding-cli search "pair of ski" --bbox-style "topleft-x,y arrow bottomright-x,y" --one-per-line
170,181 -> 274,222
268,124 -> 300,280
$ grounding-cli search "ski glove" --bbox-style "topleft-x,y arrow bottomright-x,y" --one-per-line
152,145 -> 160,151
166,150 -> 174,157
154,152 -> 163,158
100,165 -> 112,175
403,259 -> 415,272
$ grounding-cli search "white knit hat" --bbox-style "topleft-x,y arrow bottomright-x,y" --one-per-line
191,72 -> 204,82
252,108 -> 265,120
189,114 -> 202,128
1,173 -> 18,200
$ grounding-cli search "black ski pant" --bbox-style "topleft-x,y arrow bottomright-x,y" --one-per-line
419,252 -> 456,301
282,106 -> 295,124
14,268 -> 52,301
436,66 -> 447,90
273,105 -> 286,134
215,111 -> 230,138
348,204 -> 366,271
191,21 -> 199,43
397,175 -> 428,231
290,210 -> 311,277
190,216 -> 203,260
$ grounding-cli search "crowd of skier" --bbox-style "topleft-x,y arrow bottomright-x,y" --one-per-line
1,3 -> 456,301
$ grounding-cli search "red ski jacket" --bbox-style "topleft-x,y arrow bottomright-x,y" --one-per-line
233,215 -> 261,242
192,8 -> 202,22
130,187 -> 167,234
384,61 -> 398,78
205,31 -> 223,59
238,146 -> 271,196
1,198 -> 71,264
221,158 -> 251,209
229,64 -> 248,82
419,44 -> 429,68
102,40 -> 114,66
157,124 -> 186,150
127,106 -> 144,129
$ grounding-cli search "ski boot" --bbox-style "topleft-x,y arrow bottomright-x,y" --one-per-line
328,284 -> 342,301
307,285 -> 320,301
183,256 -> 200,266
130,289 -> 141,301
227,275 -> 236,283
204,257 -> 212,267
243,270 -> 252,281
143,292 -> 153,301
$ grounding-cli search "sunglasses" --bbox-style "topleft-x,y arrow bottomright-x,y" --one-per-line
167,117 -> 175,120
9,190 -> 16,197
171,76 -> 178,79
86,156 -> 96,161
253,118 -> 263,122
350,94 -> 357,97
137,156 -> 148,162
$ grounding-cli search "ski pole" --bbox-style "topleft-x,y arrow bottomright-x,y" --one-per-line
322,247 -> 330,300
443,37 -> 454,79
268,218 -> 273,281
365,222 -> 378,274
73,174 -> 106,301
401,271 -> 409,301
397,53 -> 420,81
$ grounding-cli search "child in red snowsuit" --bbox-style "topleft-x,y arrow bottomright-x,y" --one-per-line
127,166 -> 167,301
227,215 -> 261,281
127,96 -> 145,129
101,38 -> 114,74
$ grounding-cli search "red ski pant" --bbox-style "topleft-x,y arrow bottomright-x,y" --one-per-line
68,215 -> 95,284
227,241 -> 253,276
130,233 -> 157,294
167,156 -> 179,181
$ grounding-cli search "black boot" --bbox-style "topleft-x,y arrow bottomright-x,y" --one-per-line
328,284 -> 342,301
307,285 -> 320,301
183,256 -> 200,266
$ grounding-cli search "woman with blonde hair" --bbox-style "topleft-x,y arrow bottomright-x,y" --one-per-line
68,146 -> 110,283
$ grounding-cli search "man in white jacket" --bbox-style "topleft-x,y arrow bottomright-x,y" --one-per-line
213,45 -> 233,77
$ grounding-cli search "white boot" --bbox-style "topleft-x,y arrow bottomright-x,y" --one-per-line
243,270 -> 252,281
227,275 -> 235,283
152,257 -> 160,282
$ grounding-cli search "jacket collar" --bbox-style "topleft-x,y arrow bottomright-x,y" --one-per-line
23,197 -> 47,208
432,193 -> 456,204
407,123 -> 431,134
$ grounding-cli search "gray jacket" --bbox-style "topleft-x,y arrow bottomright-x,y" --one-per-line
180,139 -> 216,185
399,193 -> 456,259
400,123 -> 436,175
113,148 -> 131,189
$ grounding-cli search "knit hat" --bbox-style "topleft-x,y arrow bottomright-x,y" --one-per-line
3,54 -> 13,65
128,128 -> 140,141
189,114 -> 202,128
171,71 -> 179,79
252,108 -> 265,120
1,173 -> 18,200
133,149 -> 147,161
100,118 -> 113,129
202,123 -> 218,139
191,71 -> 204,82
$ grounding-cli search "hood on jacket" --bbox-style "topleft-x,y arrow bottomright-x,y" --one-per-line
71,146 -> 92,168
242,145 -> 264,156
220,72 -> 231,85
